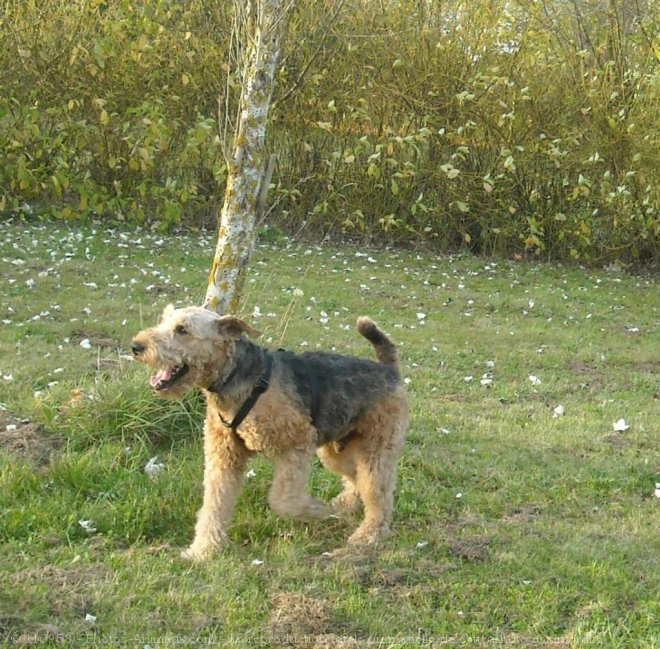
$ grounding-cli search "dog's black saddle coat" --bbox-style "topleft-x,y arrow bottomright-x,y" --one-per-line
274,349 -> 400,446
209,339 -> 399,447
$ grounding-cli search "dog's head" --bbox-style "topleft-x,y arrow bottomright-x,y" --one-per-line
131,305 -> 260,399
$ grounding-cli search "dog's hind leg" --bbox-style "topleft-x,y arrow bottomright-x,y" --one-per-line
317,442 -> 361,515
347,395 -> 408,546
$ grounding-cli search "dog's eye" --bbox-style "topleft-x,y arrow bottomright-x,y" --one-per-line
174,324 -> 188,335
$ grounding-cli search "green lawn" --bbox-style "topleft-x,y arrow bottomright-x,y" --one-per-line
0,219 -> 658,648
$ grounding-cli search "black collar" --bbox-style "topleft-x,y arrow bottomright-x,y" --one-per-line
216,352 -> 273,431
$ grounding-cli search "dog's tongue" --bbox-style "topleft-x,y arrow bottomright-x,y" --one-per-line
150,368 -> 172,387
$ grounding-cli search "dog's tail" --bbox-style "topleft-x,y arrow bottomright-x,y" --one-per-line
357,316 -> 399,368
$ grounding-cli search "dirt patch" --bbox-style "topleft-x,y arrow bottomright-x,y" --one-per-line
602,433 -> 631,449
9,564 -> 111,618
267,592 -> 362,649
630,360 -> 659,373
268,592 -> 333,638
70,329 -> 120,350
436,393 -> 469,402
502,504 -> 542,524
11,623 -> 65,647
0,414 -> 61,465
9,564 -> 110,591
447,536 -> 491,562
566,360 -> 606,389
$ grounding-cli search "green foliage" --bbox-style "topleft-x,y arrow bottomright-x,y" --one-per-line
275,0 -> 659,262
0,0 -> 229,226
1,0 -> 658,262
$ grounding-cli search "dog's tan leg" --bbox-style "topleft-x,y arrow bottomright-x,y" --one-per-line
268,446 -> 331,521
317,443 -> 361,514
181,415 -> 250,561
347,398 -> 408,546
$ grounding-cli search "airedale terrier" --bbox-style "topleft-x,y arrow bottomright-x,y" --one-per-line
131,305 -> 408,561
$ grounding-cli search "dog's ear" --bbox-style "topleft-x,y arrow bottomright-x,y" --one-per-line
216,315 -> 261,339
161,303 -> 176,320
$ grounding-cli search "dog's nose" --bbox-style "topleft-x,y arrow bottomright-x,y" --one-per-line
131,341 -> 145,356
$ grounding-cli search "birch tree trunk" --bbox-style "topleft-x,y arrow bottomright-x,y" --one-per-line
204,0 -> 289,314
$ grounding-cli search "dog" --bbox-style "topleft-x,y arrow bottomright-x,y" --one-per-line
131,305 -> 408,560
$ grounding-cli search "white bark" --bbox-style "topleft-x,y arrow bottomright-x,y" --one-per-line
204,0 -> 289,314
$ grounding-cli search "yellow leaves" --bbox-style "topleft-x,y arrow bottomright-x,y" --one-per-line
315,121 -> 333,133
93,98 -> 109,126
524,235 -> 541,249
367,162 -> 380,178
181,73 -> 191,86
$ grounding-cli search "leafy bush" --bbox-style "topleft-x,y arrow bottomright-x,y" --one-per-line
1,0 -> 658,262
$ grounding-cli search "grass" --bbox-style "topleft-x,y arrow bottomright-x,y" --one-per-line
0,218 -> 658,648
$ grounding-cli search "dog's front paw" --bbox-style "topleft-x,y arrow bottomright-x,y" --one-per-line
347,521 -> 389,547
180,544 -> 215,562
331,491 -> 361,515
180,534 -> 227,562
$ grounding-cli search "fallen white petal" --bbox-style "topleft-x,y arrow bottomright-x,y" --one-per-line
80,339 -> 92,350
613,418 -> 629,432
553,405 -> 565,418
251,559 -> 264,566
78,519 -> 97,533
85,614 -> 97,623
416,541 -> 429,549
144,456 -> 165,477
528,375 -> 542,386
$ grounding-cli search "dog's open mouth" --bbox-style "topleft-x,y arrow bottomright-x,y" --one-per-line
150,365 -> 189,390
